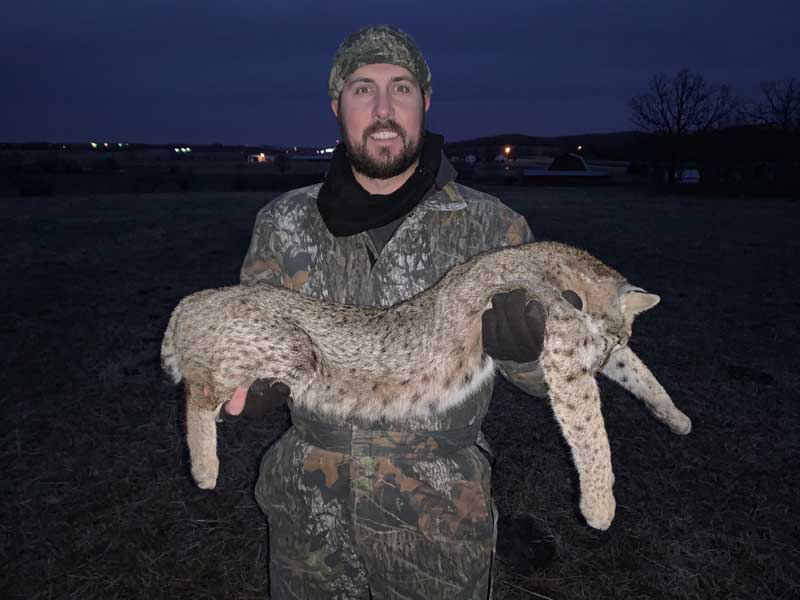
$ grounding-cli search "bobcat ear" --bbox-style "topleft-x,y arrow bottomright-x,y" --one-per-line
619,285 -> 660,316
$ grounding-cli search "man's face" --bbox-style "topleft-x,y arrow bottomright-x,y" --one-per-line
332,63 -> 430,180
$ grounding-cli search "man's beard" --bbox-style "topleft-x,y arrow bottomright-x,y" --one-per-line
339,113 -> 426,180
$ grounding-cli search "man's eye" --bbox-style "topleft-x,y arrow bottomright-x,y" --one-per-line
354,86 -> 371,94
395,84 -> 410,93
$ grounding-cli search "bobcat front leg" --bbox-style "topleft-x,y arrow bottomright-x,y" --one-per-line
544,365 -> 616,530
601,346 -> 692,435
185,381 -> 224,489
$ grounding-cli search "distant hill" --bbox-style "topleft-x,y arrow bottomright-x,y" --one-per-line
0,142 -> 284,152
443,131 -> 648,161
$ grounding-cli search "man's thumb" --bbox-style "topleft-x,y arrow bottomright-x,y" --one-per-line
224,386 -> 249,416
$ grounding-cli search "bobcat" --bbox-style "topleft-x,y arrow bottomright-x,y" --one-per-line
162,241 -> 691,530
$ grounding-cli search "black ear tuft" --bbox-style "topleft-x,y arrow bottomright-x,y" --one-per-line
562,290 -> 583,311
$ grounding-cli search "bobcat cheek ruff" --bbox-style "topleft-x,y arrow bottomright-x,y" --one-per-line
162,241 -> 691,530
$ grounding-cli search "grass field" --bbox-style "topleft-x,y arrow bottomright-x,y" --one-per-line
2,186 -> 798,599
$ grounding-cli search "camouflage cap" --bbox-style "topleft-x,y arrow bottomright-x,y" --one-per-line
328,25 -> 432,100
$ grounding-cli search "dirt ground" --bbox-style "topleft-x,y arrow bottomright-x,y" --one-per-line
2,186 -> 798,599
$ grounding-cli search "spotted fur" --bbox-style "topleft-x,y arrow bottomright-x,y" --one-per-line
162,241 -> 691,529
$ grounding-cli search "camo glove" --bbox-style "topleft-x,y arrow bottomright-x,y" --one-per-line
482,288 -> 583,363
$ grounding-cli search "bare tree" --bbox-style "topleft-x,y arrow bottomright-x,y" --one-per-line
752,78 -> 800,131
630,68 -> 736,183
631,68 -> 736,135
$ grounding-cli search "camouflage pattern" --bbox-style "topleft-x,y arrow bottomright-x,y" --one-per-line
257,415 -> 494,598
243,158 -> 541,597
328,25 -> 432,100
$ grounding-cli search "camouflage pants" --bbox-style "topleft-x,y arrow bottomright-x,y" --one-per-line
255,418 -> 497,600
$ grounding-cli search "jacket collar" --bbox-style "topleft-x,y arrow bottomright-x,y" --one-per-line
423,153 -> 466,211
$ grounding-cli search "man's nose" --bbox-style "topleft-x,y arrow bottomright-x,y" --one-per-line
373,89 -> 394,119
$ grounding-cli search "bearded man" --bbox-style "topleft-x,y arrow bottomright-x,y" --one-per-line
228,25 -> 553,599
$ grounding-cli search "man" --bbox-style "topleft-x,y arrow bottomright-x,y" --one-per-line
229,25 -> 552,599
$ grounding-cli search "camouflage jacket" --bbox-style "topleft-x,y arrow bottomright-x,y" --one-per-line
246,160 -> 544,596
240,158 -> 545,431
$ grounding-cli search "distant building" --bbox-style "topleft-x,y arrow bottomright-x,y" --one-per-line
676,168 -> 701,184
548,153 -> 589,172
247,153 -> 274,163
522,152 -> 610,185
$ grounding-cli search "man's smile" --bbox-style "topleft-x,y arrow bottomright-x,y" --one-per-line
370,130 -> 400,140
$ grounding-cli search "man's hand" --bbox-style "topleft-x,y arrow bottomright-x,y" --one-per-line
225,380 -> 291,418
482,289 -> 582,363
482,289 -> 546,363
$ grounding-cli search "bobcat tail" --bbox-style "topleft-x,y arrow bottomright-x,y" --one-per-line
160,311 -> 183,384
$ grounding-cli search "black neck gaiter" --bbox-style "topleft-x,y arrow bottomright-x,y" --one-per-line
317,132 -> 444,237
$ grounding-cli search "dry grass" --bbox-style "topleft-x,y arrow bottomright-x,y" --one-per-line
1,187 -> 798,599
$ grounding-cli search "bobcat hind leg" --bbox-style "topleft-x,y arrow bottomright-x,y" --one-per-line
185,380 -> 225,489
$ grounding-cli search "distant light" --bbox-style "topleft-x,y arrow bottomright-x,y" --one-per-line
104,142 -> 108,148
174,148 -> 180,153
504,146 -> 511,155
293,146 -> 298,152
259,152 -> 265,157
324,147 -> 335,153
62,145 -> 66,149
577,145 -> 583,151
118,143 -> 123,147
90,142 -> 98,149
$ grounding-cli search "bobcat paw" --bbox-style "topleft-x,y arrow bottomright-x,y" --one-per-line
191,459 -> 219,490
580,493 -> 616,530
669,412 -> 692,435
193,474 -> 217,490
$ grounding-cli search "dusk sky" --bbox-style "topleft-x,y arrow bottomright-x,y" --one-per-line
3,0 -> 799,147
